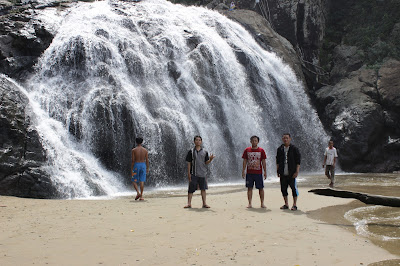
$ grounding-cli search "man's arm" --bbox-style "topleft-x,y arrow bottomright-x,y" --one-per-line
242,159 -> 247,178
276,149 -> 280,177
131,149 -> 135,176
185,150 -> 192,182
323,155 -> 327,168
333,155 -> 337,167
145,150 -> 149,174
293,164 -> 300,178
276,164 -> 280,177
205,154 -> 215,164
262,159 -> 267,180
187,162 -> 191,182
293,147 -> 301,178
333,149 -> 338,167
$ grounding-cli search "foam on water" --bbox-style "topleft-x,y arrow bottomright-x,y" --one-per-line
345,206 -> 400,241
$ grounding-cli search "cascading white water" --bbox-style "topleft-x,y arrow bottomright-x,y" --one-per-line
23,0 -> 329,197
3,75 -> 127,198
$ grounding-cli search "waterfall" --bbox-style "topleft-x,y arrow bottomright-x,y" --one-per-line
23,0 -> 328,197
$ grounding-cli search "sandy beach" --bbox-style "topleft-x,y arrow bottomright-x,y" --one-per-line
1,186 -> 399,266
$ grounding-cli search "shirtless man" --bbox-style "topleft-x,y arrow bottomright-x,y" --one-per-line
131,137 -> 149,200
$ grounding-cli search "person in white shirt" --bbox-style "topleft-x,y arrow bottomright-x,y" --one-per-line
323,140 -> 338,188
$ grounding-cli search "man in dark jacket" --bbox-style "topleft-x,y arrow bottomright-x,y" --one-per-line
276,133 -> 301,211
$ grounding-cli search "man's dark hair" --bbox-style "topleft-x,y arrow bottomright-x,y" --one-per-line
250,135 -> 260,141
282,133 -> 291,137
136,137 -> 143,144
193,135 -> 202,141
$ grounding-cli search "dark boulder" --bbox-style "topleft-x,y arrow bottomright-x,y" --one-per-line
378,59 -> 400,118
0,75 -> 57,198
0,1 -> 55,80
330,45 -> 364,84
316,60 -> 400,172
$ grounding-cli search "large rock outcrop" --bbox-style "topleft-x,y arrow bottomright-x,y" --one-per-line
315,59 -> 400,172
246,0 -> 400,172
255,0 -> 327,60
0,75 -> 57,198
224,7 -> 400,172
222,9 -> 305,83
239,0 -> 328,89
0,0 -> 55,80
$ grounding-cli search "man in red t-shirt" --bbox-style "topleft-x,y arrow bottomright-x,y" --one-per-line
242,135 -> 267,208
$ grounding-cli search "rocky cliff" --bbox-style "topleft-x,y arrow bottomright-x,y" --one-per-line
316,59 -> 400,172
0,75 -> 57,198
0,0 -> 56,80
312,0 -> 400,172
230,0 -> 400,172
0,0 -> 61,197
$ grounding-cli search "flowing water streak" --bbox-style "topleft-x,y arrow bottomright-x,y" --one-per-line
3,75 -> 127,198
25,0 -> 329,197
344,206 -> 400,241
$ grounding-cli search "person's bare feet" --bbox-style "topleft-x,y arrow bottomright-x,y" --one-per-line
261,204 -> 266,208
184,205 -> 191,208
247,204 -> 252,208
329,182 -> 334,188
135,194 -> 141,200
202,205 -> 210,208
139,197 -> 144,201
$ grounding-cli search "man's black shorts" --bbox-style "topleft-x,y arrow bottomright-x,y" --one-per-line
188,175 -> 208,193
280,175 -> 299,197
246,174 -> 264,189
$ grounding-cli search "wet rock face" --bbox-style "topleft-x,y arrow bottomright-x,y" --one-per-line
255,0 -> 327,68
84,89 -> 136,176
0,1 -> 59,197
225,9 -> 397,172
222,0 -> 328,91
0,1 -> 55,80
377,60 -> 400,171
378,60 -> 400,117
222,9 -> 304,83
0,76 -> 57,198
330,45 -> 364,84
315,60 -> 400,172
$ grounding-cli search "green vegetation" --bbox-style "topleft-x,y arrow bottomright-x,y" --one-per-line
320,0 -> 400,70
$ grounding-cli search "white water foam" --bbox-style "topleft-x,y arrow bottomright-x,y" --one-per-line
18,0 -> 329,197
3,75 -> 129,198
344,205 -> 400,241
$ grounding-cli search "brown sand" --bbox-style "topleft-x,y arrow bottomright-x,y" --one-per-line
0,187 -> 398,265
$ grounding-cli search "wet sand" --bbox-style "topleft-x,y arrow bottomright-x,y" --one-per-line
308,181 -> 400,264
308,200 -> 400,265
1,186 -> 399,265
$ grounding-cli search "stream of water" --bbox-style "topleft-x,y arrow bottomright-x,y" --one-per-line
19,0 -> 329,198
